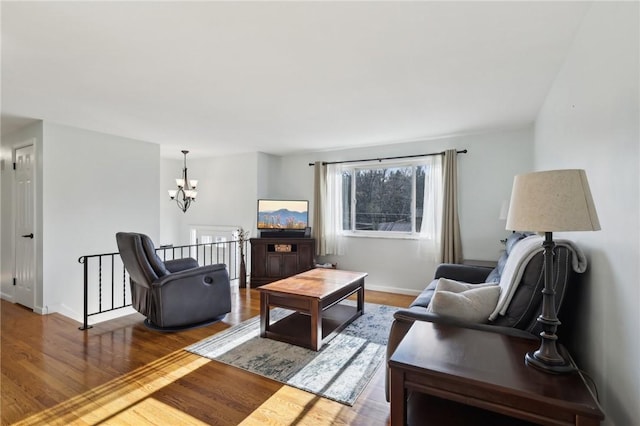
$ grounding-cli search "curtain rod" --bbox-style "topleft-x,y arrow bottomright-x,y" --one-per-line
307,149 -> 467,166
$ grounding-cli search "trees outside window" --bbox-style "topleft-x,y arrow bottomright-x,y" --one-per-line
341,162 -> 429,235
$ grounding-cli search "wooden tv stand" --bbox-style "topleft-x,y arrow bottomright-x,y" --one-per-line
249,238 -> 315,287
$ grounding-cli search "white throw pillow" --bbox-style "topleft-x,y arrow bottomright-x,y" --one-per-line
428,285 -> 501,323
435,277 -> 498,293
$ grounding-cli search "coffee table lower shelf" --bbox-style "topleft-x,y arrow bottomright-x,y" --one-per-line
263,303 -> 359,349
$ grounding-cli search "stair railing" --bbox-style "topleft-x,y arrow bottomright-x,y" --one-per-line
78,239 -> 245,330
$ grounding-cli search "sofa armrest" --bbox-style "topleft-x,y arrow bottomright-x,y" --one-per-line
434,263 -> 493,283
393,308 -> 537,339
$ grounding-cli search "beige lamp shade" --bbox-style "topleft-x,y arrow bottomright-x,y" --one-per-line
506,169 -> 601,232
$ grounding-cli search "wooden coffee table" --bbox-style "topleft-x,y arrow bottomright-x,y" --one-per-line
258,268 -> 367,351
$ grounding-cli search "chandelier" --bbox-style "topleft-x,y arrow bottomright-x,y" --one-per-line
168,150 -> 198,213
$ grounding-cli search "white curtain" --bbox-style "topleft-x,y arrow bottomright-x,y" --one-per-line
313,162 -> 344,256
418,155 -> 443,260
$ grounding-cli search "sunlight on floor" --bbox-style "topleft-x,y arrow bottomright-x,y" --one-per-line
13,350 -> 211,425
12,347 -> 353,426
240,386 -> 343,426
108,398 -> 210,425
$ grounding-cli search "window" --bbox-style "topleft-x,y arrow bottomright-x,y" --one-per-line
340,161 -> 435,236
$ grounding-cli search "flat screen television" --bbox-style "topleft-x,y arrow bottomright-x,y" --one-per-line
257,199 -> 309,230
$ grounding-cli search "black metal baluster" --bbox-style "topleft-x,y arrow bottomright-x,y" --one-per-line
123,264 -> 127,306
111,255 -> 115,311
78,256 -> 92,330
98,256 -> 102,313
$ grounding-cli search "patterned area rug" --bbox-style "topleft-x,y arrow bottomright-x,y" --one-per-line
186,302 -> 398,406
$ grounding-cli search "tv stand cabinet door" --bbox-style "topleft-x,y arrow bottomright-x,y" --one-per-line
266,252 -> 284,278
297,241 -> 314,271
251,241 -> 267,279
282,253 -> 299,277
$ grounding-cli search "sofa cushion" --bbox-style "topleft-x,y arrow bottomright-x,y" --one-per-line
410,280 -> 438,309
410,278 -> 498,310
427,285 -> 500,323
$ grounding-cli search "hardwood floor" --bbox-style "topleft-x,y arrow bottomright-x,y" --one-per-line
1,287 -> 415,425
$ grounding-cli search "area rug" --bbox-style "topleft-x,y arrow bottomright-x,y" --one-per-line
185,302 -> 398,406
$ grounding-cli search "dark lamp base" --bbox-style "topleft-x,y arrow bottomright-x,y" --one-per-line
525,351 -> 576,374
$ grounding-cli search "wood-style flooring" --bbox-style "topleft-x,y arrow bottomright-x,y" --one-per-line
1,287 -> 415,425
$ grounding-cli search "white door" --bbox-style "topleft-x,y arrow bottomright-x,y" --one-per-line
14,145 -> 35,309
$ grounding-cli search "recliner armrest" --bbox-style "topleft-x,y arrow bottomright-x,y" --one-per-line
155,263 -> 228,287
164,257 -> 199,273
434,263 -> 493,283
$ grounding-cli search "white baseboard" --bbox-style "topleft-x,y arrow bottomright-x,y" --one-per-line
366,284 -> 421,297
33,305 -> 48,315
86,306 -> 138,325
1,294 -> 47,315
63,305 -> 138,327
0,292 -> 15,303
55,303 -> 81,322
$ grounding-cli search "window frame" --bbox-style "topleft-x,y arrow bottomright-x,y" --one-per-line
340,159 -> 427,239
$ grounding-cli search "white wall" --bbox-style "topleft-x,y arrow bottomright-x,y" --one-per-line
42,123 -> 161,320
162,152 -> 261,246
533,3 -> 639,425
276,127 -> 534,294
0,122 -> 161,321
257,152 -> 280,199
159,157 -> 182,246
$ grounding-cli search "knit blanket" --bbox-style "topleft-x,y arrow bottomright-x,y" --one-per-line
488,235 -> 587,321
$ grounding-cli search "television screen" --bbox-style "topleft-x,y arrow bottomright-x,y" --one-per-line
257,199 -> 309,230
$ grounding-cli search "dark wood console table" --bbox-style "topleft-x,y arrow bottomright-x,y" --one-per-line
389,321 -> 604,426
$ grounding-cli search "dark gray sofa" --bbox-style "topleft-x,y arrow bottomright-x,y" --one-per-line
385,232 -> 578,400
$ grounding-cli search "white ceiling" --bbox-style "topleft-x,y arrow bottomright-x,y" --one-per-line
1,1 -> 591,159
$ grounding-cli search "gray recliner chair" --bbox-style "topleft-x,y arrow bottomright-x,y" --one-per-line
116,232 -> 232,330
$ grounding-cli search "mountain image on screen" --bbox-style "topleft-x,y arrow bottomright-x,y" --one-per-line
258,208 -> 307,229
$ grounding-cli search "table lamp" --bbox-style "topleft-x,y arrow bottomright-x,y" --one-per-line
506,169 -> 600,374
